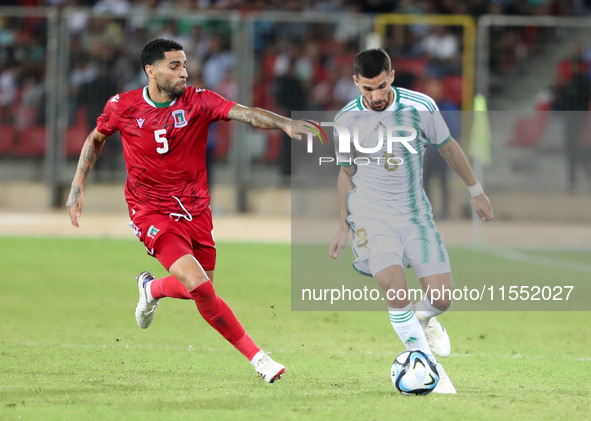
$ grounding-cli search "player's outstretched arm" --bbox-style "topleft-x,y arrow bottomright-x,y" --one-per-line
227,104 -> 310,140
66,128 -> 108,227
438,138 -> 494,222
329,165 -> 356,260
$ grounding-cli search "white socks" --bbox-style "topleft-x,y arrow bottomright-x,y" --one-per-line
388,303 -> 432,354
145,280 -> 156,303
414,298 -> 445,323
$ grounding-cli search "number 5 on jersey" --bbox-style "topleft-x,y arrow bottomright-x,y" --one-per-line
154,129 -> 169,154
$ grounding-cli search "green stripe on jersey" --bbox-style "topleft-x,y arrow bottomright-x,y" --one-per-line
352,264 -> 372,278
401,142 -> 430,263
399,89 -> 437,111
398,89 -> 437,113
415,148 -> 433,263
417,146 -> 433,215
399,94 -> 436,114
418,224 -> 431,263
346,189 -> 354,215
335,101 -> 358,121
356,95 -> 363,110
393,87 -> 401,106
435,136 -> 452,148
396,112 -> 419,224
335,97 -> 363,121
425,218 -> 447,262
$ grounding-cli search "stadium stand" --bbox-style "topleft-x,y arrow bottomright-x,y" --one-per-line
0,0 -> 586,165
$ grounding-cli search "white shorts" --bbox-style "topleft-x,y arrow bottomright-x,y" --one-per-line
347,215 -> 451,279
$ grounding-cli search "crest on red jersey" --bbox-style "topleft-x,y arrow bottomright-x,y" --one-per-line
172,110 -> 188,128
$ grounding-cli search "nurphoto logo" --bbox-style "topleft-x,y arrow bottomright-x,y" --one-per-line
303,120 -> 418,166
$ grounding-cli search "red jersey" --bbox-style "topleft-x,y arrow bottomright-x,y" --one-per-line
97,86 -> 235,217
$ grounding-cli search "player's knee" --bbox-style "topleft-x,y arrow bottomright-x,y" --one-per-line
168,254 -> 211,291
431,296 -> 452,312
178,271 -> 210,291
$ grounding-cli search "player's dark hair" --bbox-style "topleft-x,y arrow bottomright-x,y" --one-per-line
354,48 -> 391,78
141,38 -> 184,70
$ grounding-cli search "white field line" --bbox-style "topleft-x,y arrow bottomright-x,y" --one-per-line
0,212 -> 292,243
6,342 -> 591,361
479,247 -> 591,274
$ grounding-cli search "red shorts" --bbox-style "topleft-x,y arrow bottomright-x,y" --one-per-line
129,206 -> 216,271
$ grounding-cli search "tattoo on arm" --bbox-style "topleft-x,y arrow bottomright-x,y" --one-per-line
80,143 -> 97,176
70,130 -> 106,191
67,128 -> 108,211
66,184 -> 81,208
228,105 -> 290,130
79,133 -> 106,174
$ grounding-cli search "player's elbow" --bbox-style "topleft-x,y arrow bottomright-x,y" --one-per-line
438,141 -> 462,165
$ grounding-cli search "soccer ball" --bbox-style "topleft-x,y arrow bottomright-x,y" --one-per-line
391,349 -> 439,395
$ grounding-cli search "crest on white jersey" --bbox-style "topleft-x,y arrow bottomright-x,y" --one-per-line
137,118 -> 145,128
172,110 -> 188,128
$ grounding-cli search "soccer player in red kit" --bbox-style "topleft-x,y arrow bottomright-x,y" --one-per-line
66,38 -> 308,383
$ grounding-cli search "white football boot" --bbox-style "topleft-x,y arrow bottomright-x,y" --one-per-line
433,362 -> 457,394
135,271 -> 159,329
252,351 -> 286,383
415,311 -> 451,358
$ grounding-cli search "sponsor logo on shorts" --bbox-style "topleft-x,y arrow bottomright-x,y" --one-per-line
128,221 -> 141,237
147,225 -> 160,239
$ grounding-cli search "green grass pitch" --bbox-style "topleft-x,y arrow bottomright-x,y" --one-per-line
1,237 -> 589,420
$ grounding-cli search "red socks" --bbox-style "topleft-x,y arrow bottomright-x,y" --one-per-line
150,275 -> 192,300
149,277 -> 260,360
188,280 -> 260,361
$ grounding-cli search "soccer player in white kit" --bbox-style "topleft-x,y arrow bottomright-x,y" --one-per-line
329,49 -> 494,394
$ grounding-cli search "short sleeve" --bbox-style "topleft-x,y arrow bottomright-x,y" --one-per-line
96,96 -> 120,136
422,109 -> 451,147
199,89 -> 237,122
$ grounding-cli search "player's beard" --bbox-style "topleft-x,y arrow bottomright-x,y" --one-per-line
368,90 -> 392,111
370,101 -> 388,111
157,79 -> 186,100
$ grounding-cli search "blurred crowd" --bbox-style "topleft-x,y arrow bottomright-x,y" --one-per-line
5,0 -> 591,15
1,0 -> 590,164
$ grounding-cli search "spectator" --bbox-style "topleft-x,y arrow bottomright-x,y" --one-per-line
273,58 -> 307,178
77,61 -> 121,176
0,63 -> 18,124
92,0 -> 130,16
202,34 -> 233,89
553,57 -> 591,191
15,72 -> 45,129
422,78 -> 461,219
209,69 -> 237,188
420,26 -> 460,77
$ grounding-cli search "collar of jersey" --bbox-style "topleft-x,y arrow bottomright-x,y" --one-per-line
143,86 -> 177,108
358,86 -> 399,112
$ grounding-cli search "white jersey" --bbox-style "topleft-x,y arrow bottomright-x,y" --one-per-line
335,87 -> 451,224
